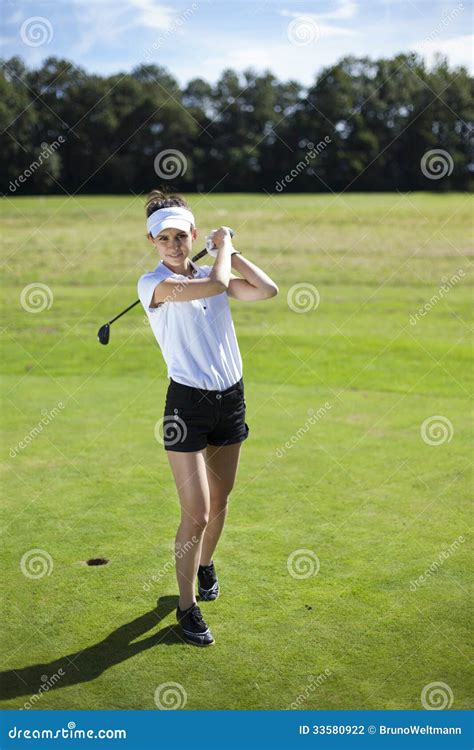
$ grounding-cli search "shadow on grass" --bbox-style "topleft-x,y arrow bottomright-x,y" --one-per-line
0,595 -> 182,702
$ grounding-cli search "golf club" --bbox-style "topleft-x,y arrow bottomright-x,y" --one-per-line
97,229 -> 234,345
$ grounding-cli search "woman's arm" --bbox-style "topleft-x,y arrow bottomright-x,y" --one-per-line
150,228 -> 233,307
209,230 -> 233,288
227,254 -> 279,301
151,276 -> 227,306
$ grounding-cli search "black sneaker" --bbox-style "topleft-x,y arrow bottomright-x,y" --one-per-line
176,603 -> 214,647
198,561 -> 219,601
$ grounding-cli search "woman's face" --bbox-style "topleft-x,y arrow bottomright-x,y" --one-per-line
149,226 -> 197,268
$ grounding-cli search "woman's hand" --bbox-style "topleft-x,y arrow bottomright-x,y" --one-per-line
206,226 -> 234,255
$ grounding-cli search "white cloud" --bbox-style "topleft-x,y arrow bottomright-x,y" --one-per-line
316,0 -> 358,21
314,22 -> 357,38
0,35 -> 17,46
414,34 -> 474,72
281,0 -> 358,37
8,10 -> 24,25
126,0 -> 174,31
69,0 -> 174,58
175,34 -> 361,87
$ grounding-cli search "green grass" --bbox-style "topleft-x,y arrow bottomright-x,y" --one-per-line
0,192 -> 472,710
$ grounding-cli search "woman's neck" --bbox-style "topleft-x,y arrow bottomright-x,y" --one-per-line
163,257 -> 195,277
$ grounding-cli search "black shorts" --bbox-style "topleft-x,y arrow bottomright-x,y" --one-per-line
162,377 -> 249,452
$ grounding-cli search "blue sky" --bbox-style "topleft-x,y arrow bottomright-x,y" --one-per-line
2,0 -> 472,86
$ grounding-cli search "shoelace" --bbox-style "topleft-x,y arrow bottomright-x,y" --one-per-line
188,606 -> 205,628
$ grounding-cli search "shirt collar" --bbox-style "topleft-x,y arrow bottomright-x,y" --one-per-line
157,259 -> 199,277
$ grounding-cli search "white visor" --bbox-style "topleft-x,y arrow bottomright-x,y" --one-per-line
147,207 -> 195,238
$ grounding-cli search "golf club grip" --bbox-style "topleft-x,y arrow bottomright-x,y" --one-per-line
194,228 -> 235,262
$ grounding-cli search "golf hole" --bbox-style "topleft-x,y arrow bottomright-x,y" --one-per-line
86,558 -> 109,566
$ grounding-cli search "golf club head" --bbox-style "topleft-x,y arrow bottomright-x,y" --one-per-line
97,323 -> 110,345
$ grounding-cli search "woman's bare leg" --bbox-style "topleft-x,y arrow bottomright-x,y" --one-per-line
166,449 -> 210,610
200,443 -> 242,566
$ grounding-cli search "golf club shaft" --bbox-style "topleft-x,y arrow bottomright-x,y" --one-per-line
107,299 -> 141,325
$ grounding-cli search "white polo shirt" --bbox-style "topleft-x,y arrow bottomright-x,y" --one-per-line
137,260 -> 243,390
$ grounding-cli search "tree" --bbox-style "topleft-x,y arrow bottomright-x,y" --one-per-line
2,54 -> 472,195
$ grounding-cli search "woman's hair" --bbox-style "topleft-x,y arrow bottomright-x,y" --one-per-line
145,189 -> 190,219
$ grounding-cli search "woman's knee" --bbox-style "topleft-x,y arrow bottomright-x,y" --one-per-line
180,509 -> 209,534
210,492 -> 229,512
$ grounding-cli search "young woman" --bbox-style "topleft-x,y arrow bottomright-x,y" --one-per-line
137,191 -> 279,647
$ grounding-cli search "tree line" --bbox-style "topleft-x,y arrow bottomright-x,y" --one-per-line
1,53 -> 472,195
